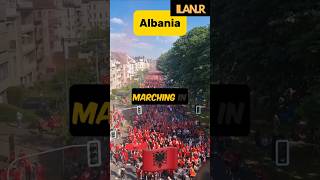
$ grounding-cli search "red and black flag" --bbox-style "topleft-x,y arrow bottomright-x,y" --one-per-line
142,147 -> 178,172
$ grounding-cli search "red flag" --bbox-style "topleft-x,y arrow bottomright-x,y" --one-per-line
142,147 -> 178,172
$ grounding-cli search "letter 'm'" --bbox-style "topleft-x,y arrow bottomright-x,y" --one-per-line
72,102 -> 98,125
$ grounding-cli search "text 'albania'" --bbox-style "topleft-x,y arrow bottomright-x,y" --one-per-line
140,19 -> 181,27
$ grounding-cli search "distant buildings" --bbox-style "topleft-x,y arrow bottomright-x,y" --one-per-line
33,0 -> 59,80
55,0 -> 108,51
0,0 -> 109,103
133,56 -> 152,72
110,52 -> 152,90
0,0 -> 38,102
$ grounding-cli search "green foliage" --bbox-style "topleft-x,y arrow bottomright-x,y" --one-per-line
80,27 -> 108,55
110,94 -> 116,100
296,86 -> 320,126
6,86 -> 25,106
157,26 -> 210,103
0,103 -> 40,125
214,0 -> 320,118
29,61 -> 97,114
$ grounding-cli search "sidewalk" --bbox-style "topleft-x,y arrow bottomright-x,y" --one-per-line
0,122 -> 63,169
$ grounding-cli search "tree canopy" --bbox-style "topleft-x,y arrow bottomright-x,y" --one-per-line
213,0 -> 320,122
157,26 -> 210,104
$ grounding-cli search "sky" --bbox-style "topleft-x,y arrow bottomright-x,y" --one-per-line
110,0 -> 210,59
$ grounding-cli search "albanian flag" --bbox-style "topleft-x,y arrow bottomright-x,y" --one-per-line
142,147 -> 178,172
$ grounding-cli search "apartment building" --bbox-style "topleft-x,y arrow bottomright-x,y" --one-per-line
83,0 -> 108,30
134,56 -> 152,72
17,0 -> 37,86
110,52 -> 152,90
111,52 -> 129,88
0,0 -> 16,102
33,0 -> 58,80
0,0 -> 38,102
0,0 -> 109,101
55,0 -> 108,55
55,0 -> 82,51
110,53 -> 122,90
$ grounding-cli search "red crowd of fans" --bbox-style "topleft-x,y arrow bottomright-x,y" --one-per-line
0,151 -> 45,180
110,71 -> 210,179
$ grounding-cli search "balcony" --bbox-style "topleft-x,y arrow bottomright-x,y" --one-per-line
21,24 -> 34,33
0,51 -> 10,63
5,6 -> 17,18
36,47 -> 43,59
17,0 -> 33,10
0,31 -> 9,52
22,43 -> 35,54
9,40 -> 16,50
34,19 -> 41,25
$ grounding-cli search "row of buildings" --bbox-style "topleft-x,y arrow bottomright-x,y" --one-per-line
110,52 -> 152,90
0,0 -> 108,103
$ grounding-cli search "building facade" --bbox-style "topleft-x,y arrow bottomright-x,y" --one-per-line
0,0 -> 109,102
0,0 -> 37,102
110,52 -> 151,91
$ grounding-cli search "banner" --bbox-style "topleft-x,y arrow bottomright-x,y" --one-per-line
142,147 -> 178,172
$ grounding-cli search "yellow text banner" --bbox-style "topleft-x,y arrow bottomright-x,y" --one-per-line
133,10 -> 187,36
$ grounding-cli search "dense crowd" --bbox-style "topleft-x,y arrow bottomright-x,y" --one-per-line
110,71 -> 210,179
111,106 -> 210,179
0,151 -> 45,180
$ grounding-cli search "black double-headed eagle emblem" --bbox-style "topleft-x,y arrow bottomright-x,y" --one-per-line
153,151 -> 167,167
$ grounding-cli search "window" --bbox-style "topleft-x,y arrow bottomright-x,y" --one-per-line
26,51 -> 35,62
28,72 -> 32,83
0,62 -> 9,82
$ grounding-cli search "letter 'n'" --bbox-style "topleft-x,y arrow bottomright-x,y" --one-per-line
217,102 -> 245,125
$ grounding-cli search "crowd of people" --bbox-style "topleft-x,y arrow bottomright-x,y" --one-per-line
0,151 -> 45,180
69,165 -> 109,180
110,70 -> 210,179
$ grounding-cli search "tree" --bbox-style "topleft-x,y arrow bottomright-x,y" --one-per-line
157,26 -> 210,104
213,0 -> 320,120
80,26 -> 110,81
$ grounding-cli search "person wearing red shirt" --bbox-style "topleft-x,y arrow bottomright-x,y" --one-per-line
35,163 -> 44,180
98,170 -> 107,180
25,160 -> 32,180
136,167 -> 142,179
13,168 -> 22,180
122,150 -> 129,164
0,169 -> 7,180
17,151 -> 27,167
79,170 -> 90,180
